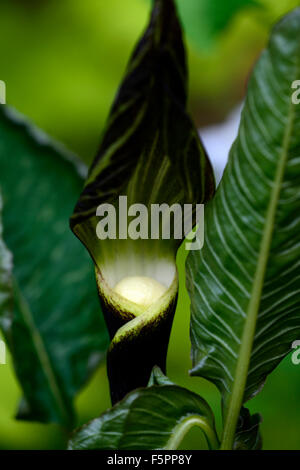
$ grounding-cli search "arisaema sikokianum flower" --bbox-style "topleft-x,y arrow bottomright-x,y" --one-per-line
70,0 -> 215,404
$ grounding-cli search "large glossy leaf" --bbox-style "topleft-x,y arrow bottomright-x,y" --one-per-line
68,385 -> 219,450
186,8 -> 300,449
0,106 -> 109,426
0,190 -> 13,349
70,0 -> 215,404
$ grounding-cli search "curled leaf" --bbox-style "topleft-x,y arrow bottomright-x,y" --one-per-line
68,385 -> 219,450
147,365 -> 174,386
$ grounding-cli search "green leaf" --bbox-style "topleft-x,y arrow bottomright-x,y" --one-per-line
233,407 -> 262,450
68,385 -> 219,450
147,366 -> 174,386
70,0 -> 215,404
0,106 -> 109,426
186,8 -> 300,449
0,190 -> 13,348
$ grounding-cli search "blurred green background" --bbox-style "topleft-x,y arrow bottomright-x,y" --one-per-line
0,0 -> 299,450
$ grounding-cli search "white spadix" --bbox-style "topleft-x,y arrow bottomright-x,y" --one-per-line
113,276 -> 167,309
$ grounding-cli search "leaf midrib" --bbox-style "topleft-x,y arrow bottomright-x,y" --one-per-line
220,88 -> 297,450
13,278 -> 71,425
